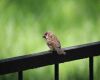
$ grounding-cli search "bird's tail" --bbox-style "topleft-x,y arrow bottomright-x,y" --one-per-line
55,48 -> 66,55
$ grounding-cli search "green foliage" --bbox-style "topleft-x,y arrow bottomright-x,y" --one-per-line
0,0 -> 100,80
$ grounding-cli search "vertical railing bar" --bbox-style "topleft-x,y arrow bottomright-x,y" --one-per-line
54,63 -> 59,80
89,57 -> 93,80
18,71 -> 23,80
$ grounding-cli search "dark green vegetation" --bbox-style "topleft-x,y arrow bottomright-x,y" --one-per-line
0,0 -> 100,80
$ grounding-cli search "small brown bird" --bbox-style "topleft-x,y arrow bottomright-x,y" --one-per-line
43,32 -> 65,55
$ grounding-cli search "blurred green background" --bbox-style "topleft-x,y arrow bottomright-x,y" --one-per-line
0,0 -> 100,80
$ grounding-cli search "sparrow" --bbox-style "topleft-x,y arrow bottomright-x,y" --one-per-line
43,32 -> 65,55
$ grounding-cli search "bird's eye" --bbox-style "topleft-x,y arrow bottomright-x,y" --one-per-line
45,32 -> 48,36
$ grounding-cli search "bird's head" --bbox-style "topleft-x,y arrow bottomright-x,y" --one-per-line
43,32 -> 53,39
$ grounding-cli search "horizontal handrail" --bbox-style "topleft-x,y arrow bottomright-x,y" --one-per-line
0,41 -> 100,75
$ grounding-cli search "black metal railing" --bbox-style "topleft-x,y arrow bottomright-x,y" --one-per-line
0,41 -> 100,80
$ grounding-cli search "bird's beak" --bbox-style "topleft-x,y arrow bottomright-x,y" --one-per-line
43,35 -> 46,38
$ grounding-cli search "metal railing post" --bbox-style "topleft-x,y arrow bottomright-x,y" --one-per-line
54,63 -> 59,80
89,57 -> 93,80
18,71 -> 23,80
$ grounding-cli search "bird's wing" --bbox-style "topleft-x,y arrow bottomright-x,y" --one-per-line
52,35 -> 61,48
